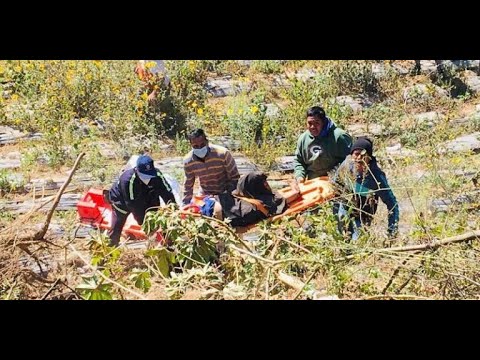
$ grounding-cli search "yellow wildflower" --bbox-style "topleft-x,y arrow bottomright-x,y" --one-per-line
145,61 -> 156,69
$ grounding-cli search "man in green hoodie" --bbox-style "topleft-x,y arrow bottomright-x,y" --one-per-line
293,106 -> 352,191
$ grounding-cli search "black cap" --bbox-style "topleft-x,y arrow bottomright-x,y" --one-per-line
351,137 -> 373,157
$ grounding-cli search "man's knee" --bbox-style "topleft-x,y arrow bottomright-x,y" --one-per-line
213,201 -> 223,220
109,210 -> 128,246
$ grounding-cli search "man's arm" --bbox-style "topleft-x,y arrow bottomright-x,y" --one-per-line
119,172 -> 137,211
293,135 -> 307,181
292,136 -> 307,192
224,150 -> 240,192
119,173 -> 147,223
155,172 -> 176,205
335,132 -> 353,164
182,164 -> 196,205
377,172 -> 400,236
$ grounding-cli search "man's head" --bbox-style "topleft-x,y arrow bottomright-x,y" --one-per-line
351,137 -> 373,157
136,155 -> 157,184
188,128 -> 209,158
351,137 -> 373,173
306,106 -> 327,137
234,171 -> 272,198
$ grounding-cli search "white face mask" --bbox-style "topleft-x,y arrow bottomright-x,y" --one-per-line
137,173 -> 152,185
193,145 -> 208,159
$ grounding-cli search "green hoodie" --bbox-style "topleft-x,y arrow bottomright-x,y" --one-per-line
294,123 -> 352,180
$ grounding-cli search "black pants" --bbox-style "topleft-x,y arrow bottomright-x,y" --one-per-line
108,209 -> 129,246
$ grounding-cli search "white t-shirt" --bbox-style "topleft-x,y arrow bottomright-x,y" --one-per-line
148,60 -> 170,86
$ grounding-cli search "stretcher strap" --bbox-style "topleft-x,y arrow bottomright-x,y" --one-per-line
233,195 -> 269,217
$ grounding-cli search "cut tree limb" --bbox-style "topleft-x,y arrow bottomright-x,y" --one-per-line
40,278 -> 61,300
364,294 -> 432,300
0,153 -> 85,244
382,253 -> 417,294
293,266 -> 321,300
381,230 -> 480,253
277,270 -> 326,299
332,230 -> 480,263
34,152 -> 85,240
277,271 -> 306,291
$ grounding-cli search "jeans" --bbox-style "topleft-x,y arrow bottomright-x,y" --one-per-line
108,209 -> 128,246
333,202 -> 362,241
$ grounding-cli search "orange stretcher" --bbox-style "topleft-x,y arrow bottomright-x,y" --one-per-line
76,177 -> 335,240
273,176 -> 335,221
189,177 -> 335,223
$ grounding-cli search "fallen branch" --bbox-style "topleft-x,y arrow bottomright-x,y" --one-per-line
58,280 -> 82,299
17,243 -> 48,276
0,188 -> 79,236
382,253 -> 417,294
364,294 -> 432,300
277,271 -> 306,291
40,278 -> 61,300
331,230 -> 480,263
445,272 -> 480,288
395,255 -> 428,295
227,230 -> 480,276
293,266 -> 321,300
34,152 -> 85,240
228,244 -> 274,265
395,269 -> 417,295
22,269 -> 58,284
277,270 -> 325,300
278,236 -> 313,254
0,153 -> 85,243
6,279 -> 18,300
264,237 -> 282,299
381,230 -> 480,253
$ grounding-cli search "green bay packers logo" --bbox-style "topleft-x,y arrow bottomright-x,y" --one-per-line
309,144 -> 323,159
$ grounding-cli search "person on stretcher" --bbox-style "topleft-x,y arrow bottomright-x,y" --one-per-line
193,172 -> 301,228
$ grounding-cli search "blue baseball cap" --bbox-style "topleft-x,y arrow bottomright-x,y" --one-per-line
136,155 -> 157,179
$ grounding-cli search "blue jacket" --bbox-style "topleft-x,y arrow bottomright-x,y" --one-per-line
109,168 -> 176,224
335,156 -> 399,235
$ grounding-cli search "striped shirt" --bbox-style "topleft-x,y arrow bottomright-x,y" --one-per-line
183,144 -> 240,205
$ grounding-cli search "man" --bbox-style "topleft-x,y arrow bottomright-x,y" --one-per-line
182,128 -> 240,205
293,106 -> 352,190
333,137 -> 399,241
134,60 -> 171,102
108,155 -> 176,246
135,60 -> 181,136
